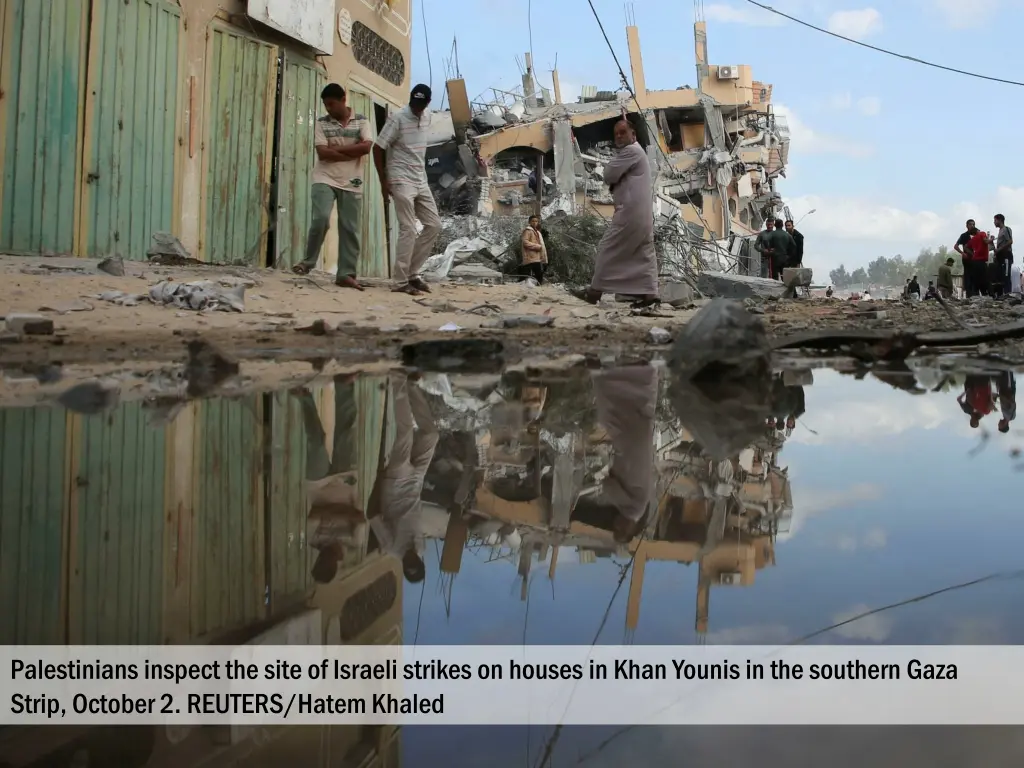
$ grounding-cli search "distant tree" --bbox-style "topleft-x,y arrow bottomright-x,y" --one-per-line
850,267 -> 868,285
829,264 -> 851,287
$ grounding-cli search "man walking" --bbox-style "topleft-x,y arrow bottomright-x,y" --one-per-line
293,84 -> 371,290
994,213 -> 1014,296
373,85 -> 441,296
954,219 -> 976,298
784,219 -> 805,266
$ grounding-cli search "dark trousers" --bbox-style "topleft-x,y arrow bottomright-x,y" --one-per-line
961,258 -> 973,297
521,262 -> 545,284
997,256 -> 1012,295
969,260 -> 989,297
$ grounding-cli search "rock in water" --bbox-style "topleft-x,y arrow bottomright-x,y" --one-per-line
669,298 -> 772,378
58,382 -> 118,415
184,340 -> 239,398
666,299 -> 774,460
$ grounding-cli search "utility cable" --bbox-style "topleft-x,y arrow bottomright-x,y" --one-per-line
420,0 -> 433,90
743,0 -> 1024,87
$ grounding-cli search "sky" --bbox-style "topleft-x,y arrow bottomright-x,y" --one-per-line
408,0 -> 1024,274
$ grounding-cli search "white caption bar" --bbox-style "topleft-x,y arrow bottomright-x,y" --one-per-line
2,645 -> 1022,726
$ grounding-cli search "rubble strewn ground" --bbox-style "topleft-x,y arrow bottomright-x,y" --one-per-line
4,252 -> 1024,408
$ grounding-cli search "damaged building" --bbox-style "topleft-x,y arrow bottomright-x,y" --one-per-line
425,19 -> 792,278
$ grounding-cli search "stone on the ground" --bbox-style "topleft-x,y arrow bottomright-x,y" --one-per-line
697,271 -> 786,300
5,313 -> 55,335
147,231 -> 190,259
58,381 -> 118,415
659,279 -> 695,307
783,369 -> 814,387
499,314 -> 554,328
669,298 -> 772,378
783,267 -> 813,288
449,263 -> 504,284
97,256 -> 125,276
648,327 -> 672,344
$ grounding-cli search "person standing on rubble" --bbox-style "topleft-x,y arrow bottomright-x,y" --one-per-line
966,220 -> 991,297
520,215 -> 548,284
570,119 -> 659,309
292,84 -> 372,289
784,219 -> 805,266
954,219 -> 976,297
993,213 -> 1014,296
754,220 -> 775,278
373,84 -> 441,297
770,219 -> 796,280
937,257 -> 955,299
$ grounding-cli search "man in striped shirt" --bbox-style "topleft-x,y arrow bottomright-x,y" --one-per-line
373,85 -> 442,296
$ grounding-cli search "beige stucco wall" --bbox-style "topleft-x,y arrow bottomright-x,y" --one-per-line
176,0 -> 412,258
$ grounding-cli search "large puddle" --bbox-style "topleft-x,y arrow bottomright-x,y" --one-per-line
2,363 -> 1024,766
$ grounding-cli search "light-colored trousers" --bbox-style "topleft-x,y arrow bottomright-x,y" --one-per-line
391,183 -> 441,286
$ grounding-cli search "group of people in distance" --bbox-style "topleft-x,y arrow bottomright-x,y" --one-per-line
753,218 -> 806,281
953,215 -> 1015,298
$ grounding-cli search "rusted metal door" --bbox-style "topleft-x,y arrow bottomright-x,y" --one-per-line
201,26 -> 277,265
79,0 -> 181,260
347,91 -> 391,278
274,51 -> 324,270
0,0 -> 87,255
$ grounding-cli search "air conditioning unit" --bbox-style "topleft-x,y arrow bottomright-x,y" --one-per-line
719,572 -> 742,586
717,66 -> 740,81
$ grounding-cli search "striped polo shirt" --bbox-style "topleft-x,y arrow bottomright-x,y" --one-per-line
374,106 -> 431,187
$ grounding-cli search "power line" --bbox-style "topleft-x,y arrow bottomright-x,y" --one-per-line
743,0 -> 1024,87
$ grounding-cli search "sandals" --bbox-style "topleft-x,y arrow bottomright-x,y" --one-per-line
630,297 -> 661,310
392,284 -> 422,296
409,277 -> 432,293
570,288 -> 601,305
292,263 -> 312,275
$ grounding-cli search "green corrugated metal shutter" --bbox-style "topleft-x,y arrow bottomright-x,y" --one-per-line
0,407 -> 68,644
202,27 -> 277,265
266,391 -> 311,610
81,0 -> 181,260
348,91 -> 390,278
191,397 -> 266,639
0,0 -> 85,255
275,52 -> 324,270
68,403 -> 166,644
357,376 -> 388,513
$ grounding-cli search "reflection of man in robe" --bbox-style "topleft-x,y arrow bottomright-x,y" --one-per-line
592,366 -> 659,543
371,374 -> 439,584
294,375 -> 365,584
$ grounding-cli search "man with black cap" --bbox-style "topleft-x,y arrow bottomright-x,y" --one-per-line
373,84 -> 441,296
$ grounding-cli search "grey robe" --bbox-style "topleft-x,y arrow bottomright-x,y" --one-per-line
592,366 -> 658,522
591,141 -> 658,296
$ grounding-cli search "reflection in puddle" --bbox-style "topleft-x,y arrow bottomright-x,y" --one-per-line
2,364 -> 1024,766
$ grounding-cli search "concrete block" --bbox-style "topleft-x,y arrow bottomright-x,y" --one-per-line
4,313 -> 54,335
783,267 -> 813,288
783,369 -> 814,387
659,279 -> 695,307
696,271 -> 786,300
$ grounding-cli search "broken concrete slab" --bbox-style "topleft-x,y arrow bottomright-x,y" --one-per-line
449,263 -> 504,284
5,313 -> 55,335
783,267 -> 813,288
648,327 -> 672,344
98,256 -> 126,277
783,369 -> 814,387
147,231 -> 190,260
496,314 -> 555,328
659,279 -> 695,307
697,271 -> 786,300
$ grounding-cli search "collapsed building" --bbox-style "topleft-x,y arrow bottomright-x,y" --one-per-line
424,19 -> 792,280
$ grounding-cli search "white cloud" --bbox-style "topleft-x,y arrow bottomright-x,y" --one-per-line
704,624 -> 791,644
931,0 -> 1003,28
836,527 -> 888,551
856,96 -> 882,116
778,482 -> 883,543
774,104 -> 874,158
826,8 -> 883,39
831,604 -> 894,641
785,186 -> 1024,247
704,3 -> 785,26
829,91 -> 853,110
790,393 -> 955,445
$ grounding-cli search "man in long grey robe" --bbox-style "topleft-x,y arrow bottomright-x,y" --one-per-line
592,365 -> 659,543
573,120 -> 659,308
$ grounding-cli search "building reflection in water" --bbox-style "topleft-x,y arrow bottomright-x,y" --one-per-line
0,365 -> 805,765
